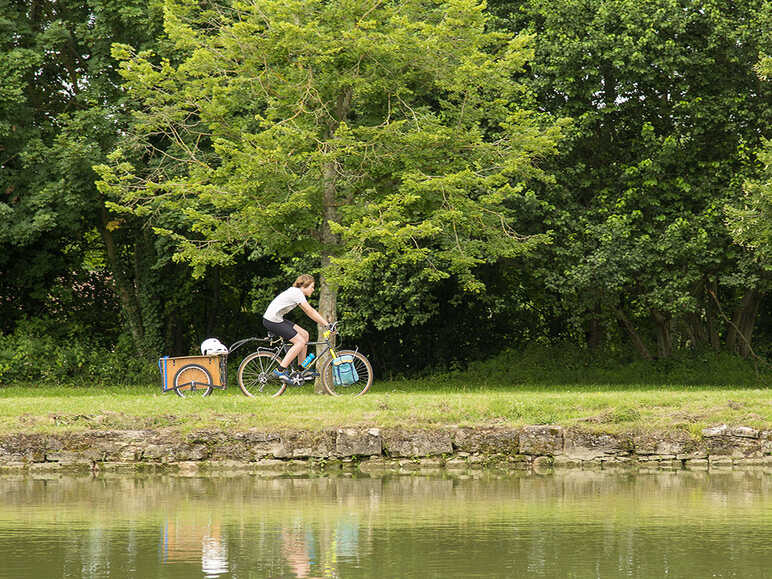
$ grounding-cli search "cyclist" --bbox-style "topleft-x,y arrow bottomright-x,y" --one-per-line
263,274 -> 331,384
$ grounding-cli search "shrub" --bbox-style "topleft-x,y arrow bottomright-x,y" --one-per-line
451,343 -> 768,387
0,316 -> 154,385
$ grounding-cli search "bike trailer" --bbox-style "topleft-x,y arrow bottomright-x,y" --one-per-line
332,354 -> 359,386
158,355 -> 225,392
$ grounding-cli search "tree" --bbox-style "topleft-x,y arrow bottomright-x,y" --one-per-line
726,56 -> 772,271
97,0 -> 566,385
0,0 -> 168,355
489,0 -> 770,358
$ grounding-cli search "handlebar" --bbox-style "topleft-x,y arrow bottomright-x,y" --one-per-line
323,320 -> 341,339
232,322 -> 342,349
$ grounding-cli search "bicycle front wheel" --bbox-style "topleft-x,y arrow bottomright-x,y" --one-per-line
173,364 -> 214,398
321,350 -> 373,396
237,351 -> 287,397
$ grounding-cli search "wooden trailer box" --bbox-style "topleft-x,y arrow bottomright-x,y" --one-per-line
158,355 -> 225,392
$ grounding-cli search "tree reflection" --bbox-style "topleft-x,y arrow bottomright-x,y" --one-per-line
0,472 -> 770,578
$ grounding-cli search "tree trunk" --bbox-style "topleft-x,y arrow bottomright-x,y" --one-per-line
734,289 -> 762,358
166,314 -> 185,357
738,294 -> 760,358
312,89 -> 350,392
207,268 -> 221,337
706,279 -> 721,351
585,302 -> 603,350
318,156 -> 338,329
726,289 -> 759,355
134,228 -> 163,356
684,280 -> 707,349
615,307 -> 653,361
315,164 -> 340,393
97,204 -> 149,359
685,312 -> 706,349
652,310 -> 672,359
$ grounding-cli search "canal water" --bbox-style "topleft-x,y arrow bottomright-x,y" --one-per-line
0,470 -> 769,578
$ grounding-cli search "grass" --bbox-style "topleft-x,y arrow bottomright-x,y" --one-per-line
0,378 -> 770,436
1,346 -> 769,435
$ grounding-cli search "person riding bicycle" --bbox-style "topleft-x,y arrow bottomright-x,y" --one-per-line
262,274 -> 331,384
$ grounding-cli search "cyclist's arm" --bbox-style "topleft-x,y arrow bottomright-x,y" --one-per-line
299,301 -> 329,328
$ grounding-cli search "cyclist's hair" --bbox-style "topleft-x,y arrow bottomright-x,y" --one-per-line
293,274 -> 315,288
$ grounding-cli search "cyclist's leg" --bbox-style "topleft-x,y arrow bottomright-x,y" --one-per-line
281,325 -> 308,368
264,319 -> 301,368
293,325 -> 310,366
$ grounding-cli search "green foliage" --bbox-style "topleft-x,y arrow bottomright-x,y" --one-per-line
98,0 -> 566,301
2,0 -> 770,379
725,139 -> 771,269
0,317 -> 154,385
452,344 -> 768,387
488,0 -> 770,357
726,56 -> 772,270
346,263 -> 545,377
0,0 -> 165,348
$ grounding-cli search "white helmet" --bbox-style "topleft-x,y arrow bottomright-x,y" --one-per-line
201,338 -> 228,355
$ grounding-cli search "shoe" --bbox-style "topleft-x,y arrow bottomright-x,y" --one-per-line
272,368 -> 293,385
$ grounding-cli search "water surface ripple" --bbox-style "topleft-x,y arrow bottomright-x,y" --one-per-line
0,470 -> 769,578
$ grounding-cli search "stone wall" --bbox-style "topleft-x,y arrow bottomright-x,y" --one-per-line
1,425 -> 770,475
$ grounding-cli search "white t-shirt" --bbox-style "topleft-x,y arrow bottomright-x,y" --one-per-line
263,287 -> 307,323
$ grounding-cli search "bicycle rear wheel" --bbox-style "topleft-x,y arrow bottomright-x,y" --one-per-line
173,364 -> 214,398
237,351 -> 287,397
321,350 -> 373,396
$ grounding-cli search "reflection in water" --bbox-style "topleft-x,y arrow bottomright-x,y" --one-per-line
0,470 -> 770,578
202,531 -> 228,578
162,516 -> 227,577
277,512 -> 360,579
281,527 -> 316,578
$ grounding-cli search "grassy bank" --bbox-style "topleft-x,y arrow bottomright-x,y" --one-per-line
1,380 -> 769,436
2,349 -> 769,435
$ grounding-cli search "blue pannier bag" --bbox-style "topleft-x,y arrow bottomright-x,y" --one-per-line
332,354 -> 359,386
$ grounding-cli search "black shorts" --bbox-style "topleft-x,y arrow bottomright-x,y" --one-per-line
262,318 -> 297,340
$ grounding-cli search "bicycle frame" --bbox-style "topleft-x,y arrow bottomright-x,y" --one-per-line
256,329 -> 340,370
224,330 -> 341,389
202,337 -> 267,391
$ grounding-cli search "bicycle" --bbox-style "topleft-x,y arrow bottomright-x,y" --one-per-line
237,321 -> 373,397
158,322 -> 372,397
